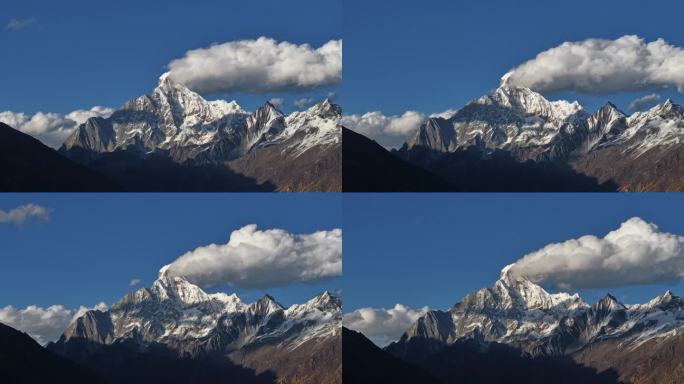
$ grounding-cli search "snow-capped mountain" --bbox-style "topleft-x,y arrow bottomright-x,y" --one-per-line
52,267 -> 340,355
48,268 -> 341,383
390,265 -> 684,359
396,81 -> 683,191
58,73 -> 342,191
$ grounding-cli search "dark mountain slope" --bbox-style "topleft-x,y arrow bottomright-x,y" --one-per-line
0,322 -> 107,384
342,127 -> 456,191
342,327 -> 439,384
0,123 -> 121,191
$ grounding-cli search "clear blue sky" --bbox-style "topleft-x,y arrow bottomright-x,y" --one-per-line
1,0 -> 341,114
341,0 -> 684,115
0,193 -> 341,309
343,193 -> 684,312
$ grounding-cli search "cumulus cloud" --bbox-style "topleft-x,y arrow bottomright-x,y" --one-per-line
509,217 -> 684,289
129,278 -> 142,286
0,106 -> 114,148
0,204 -> 50,227
0,302 -> 108,345
343,304 -> 430,347
629,93 -> 661,110
165,224 -> 342,289
5,17 -> 35,31
342,110 -> 427,149
504,35 -> 684,94
294,97 -> 315,109
167,37 -> 342,95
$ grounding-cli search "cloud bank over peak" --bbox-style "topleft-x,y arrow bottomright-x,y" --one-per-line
0,106 -> 114,148
0,302 -> 108,345
343,304 -> 430,347
504,35 -> 684,94
165,224 -> 342,289
509,217 -> 684,289
167,37 -> 342,95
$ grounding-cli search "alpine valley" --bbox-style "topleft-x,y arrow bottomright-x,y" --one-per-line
349,265 -> 684,384
345,78 -> 684,192
43,267 -> 341,384
1,73 -> 342,192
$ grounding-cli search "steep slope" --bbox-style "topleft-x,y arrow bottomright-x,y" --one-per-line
395,83 -> 683,191
59,75 -> 341,191
387,266 -> 684,383
0,322 -> 107,384
0,123 -> 120,191
342,127 -> 456,191
342,327 -> 440,384
48,268 -> 341,384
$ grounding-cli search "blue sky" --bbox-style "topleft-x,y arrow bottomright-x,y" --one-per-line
1,0 -> 341,114
342,0 -> 684,116
343,193 -> 684,312
0,193 -> 341,309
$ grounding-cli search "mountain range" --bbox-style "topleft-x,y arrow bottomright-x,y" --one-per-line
366,265 -> 684,383
1,73 -> 341,191
46,267 -> 341,384
345,81 -> 683,191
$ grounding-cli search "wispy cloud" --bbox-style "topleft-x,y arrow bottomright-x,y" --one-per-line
268,98 -> 285,108
629,93 -> 661,111
0,204 -> 50,227
294,97 -> 315,109
5,17 -> 36,31
128,278 -> 142,287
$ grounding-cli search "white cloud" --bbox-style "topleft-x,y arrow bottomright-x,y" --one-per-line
167,37 -> 342,95
129,278 -> 141,286
0,204 -> 50,227
5,17 -> 35,31
0,106 -> 114,148
268,98 -> 285,108
505,35 -> 684,94
629,93 -> 661,110
509,217 -> 684,289
294,97 -> 315,109
343,304 -> 430,347
165,224 -> 342,289
0,302 -> 108,345
342,110 -> 427,149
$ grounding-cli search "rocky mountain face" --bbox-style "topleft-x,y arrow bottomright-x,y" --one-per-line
397,84 -> 683,191
48,268 -> 341,384
59,73 -> 341,191
387,266 -> 684,383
